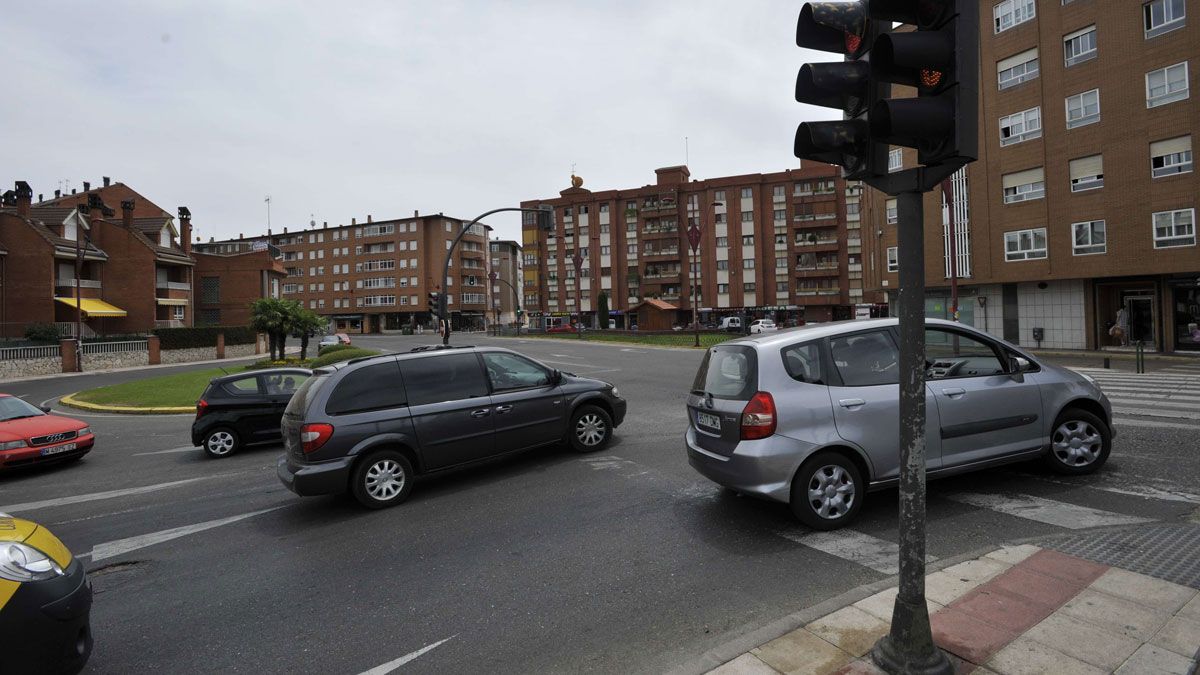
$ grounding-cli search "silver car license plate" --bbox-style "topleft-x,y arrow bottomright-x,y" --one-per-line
695,411 -> 721,432
41,442 -> 77,456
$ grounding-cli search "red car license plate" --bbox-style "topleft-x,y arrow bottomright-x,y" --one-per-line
40,442 -> 77,456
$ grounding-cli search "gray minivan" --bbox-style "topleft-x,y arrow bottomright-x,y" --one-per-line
277,346 -> 626,508
685,318 -> 1114,530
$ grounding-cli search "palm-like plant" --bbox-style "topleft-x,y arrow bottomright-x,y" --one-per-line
249,298 -> 286,360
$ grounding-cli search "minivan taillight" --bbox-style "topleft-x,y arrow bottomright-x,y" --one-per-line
195,399 -> 208,420
299,423 -> 334,454
740,392 -> 776,440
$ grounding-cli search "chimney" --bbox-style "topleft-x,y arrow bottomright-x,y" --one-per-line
414,210 -> 419,218
178,207 -> 192,255
37,193 -> 43,202
14,181 -> 32,218
351,217 -> 356,225
71,189 -> 76,195
238,233 -> 243,240
121,199 -> 135,228
83,181 -> 90,192
283,227 -> 288,233
367,214 -> 373,223
54,189 -> 61,199
102,176 -> 111,187
323,221 -> 328,227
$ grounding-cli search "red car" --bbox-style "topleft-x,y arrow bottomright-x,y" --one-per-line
0,395 -> 94,470
335,333 -> 352,345
546,324 -> 579,334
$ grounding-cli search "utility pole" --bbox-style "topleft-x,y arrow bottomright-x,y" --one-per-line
572,253 -> 583,339
793,2 -> 978,672
942,178 -> 959,322
688,218 -> 702,347
74,205 -> 86,369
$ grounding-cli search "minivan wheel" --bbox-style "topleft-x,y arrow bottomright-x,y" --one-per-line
350,450 -> 414,509
203,428 -> 239,458
790,451 -> 864,530
569,405 -> 613,453
1045,409 -> 1110,475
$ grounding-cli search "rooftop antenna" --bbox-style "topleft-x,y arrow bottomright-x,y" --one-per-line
264,195 -> 271,231
310,213 -> 315,228
685,136 -> 689,166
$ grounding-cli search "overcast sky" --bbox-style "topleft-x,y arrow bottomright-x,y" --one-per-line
2,1 -> 831,244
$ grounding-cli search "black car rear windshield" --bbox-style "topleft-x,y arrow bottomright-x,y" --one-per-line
284,373 -> 329,416
691,345 -> 758,400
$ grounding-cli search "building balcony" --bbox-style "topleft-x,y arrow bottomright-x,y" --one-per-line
794,288 -> 843,305
641,272 -> 682,282
640,202 -> 678,215
56,278 -> 102,289
154,320 -> 185,329
796,263 -> 840,278
795,240 -> 840,253
794,218 -> 837,230
642,248 -> 681,259
792,190 -> 837,201
156,281 -> 192,291
156,287 -> 191,301
641,227 -> 680,239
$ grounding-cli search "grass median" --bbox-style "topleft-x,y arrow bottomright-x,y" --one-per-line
67,367 -> 236,409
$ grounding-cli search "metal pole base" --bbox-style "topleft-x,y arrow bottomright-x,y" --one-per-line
871,597 -> 953,675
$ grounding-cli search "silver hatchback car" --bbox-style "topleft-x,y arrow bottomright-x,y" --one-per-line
685,318 -> 1114,530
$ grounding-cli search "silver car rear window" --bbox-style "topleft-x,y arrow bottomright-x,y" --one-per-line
691,345 -> 758,400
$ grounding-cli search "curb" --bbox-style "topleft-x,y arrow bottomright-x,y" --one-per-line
58,393 -> 194,415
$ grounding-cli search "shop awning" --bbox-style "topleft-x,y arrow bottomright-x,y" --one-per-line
54,297 -> 128,317
155,298 -> 189,306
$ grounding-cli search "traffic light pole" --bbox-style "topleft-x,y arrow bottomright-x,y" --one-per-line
871,190 -> 951,675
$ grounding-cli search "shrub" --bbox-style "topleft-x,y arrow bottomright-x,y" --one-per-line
24,323 -> 62,343
317,343 -> 354,357
309,348 -> 380,369
153,325 -> 257,349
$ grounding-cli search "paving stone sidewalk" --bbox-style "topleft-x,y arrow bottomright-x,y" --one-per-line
707,545 -> 1200,675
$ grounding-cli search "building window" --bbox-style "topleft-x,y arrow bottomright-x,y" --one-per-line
740,188 -> 752,198
999,107 -> 1042,146
994,0 -> 1035,33
1153,208 -> 1196,247
743,283 -> 756,293
886,198 -> 898,224
1063,26 -> 1097,67
741,235 -> 754,246
1004,228 -> 1048,261
1002,168 -> 1045,203
998,48 -> 1039,89
1069,155 -> 1104,192
1072,220 -> 1107,255
714,236 -> 728,247
1145,0 -> 1186,38
1151,136 -> 1194,177
776,281 -> 789,293
1065,89 -> 1100,128
718,283 -> 729,294
714,190 -> 725,202
741,211 -> 753,222
599,203 -> 608,213
172,305 -> 185,320
772,185 -> 785,199
773,209 -> 786,221
199,277 -> 220,304
715,213 -> 727,224
888,149 -> 902,172
627,244 -> 637,255
886,247 -> 899,272
600,245 -> 610,255
742,259 -> 755,269
775,256 -> 787,268
1146,62 -> 1189,107
717,260 -> 729,270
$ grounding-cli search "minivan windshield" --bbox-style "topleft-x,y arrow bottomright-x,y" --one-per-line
285,373 -> 329,416
691,345 -> 758,400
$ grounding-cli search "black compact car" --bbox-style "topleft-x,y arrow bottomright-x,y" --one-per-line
192,368 -> 312,458
277,346 -> 626,508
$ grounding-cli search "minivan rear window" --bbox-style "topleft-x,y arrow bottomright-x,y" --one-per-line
285,373 -> 329,416
691,345 -> 758,400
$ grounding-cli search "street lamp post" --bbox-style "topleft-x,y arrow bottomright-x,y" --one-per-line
572,253 -> 583,339
74,206 -> 86,371
687,221 -> 702,348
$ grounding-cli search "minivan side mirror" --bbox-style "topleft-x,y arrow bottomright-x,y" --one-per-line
551,369 -> 562,385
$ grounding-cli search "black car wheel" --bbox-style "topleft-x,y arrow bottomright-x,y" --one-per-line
350,450 -> 414,509
568,405 -> 612,453
202,427 -> 240,458
790,451 -> 864,530
1045,409 -> 1110,475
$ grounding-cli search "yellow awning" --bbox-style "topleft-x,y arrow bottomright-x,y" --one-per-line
54,297 -> 128,317
155,298 -> 189,306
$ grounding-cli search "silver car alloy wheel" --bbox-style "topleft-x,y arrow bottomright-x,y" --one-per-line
807,465 -> 855,520
1052,420 -> 1102,467
206,430 -> 235,456
576,413 -> 606,447
365,459 -> 406,501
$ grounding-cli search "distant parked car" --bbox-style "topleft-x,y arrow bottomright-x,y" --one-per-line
0,395 -> 94,471
546,323 -> 578,334
318,335 -> 340,349
749,319 -> 777,334
335,333 -> 352,345
718,317 -> 743,332
192,369 -> 312,458
685,318 -> 1114,530
278,346 -> 626,508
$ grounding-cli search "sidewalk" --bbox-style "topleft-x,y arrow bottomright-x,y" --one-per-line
706,544 -> 1200,675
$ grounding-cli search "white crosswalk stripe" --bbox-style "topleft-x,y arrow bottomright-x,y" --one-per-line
948,492 -> 1152,529
1071,368 -> 1200,423
777,528 -> 931,575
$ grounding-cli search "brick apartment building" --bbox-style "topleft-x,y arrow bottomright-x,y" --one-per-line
862,0 -> 1198,353
0,180 -> 198,337
191,237 -> 288,328
489,239 -> 523,326
520,165 -> 876,329
204,213 -> 491,333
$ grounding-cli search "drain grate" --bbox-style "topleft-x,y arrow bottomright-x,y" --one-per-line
1042,524 -> 1200,589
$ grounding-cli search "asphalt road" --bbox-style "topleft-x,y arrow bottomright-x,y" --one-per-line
1,334 -> 1198,674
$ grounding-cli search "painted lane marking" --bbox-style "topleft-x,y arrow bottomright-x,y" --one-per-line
132,446 -> 199,456
89,506 -> 286,562
1106,397 -> 1200,409
358,636 -> 456,675
949,492 -> 1152,529
1,477 -> 215,513
1014,473 -> 1200,506
778,529 -> 934,575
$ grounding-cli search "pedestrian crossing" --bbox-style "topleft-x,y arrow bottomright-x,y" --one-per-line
1071,367 -> 1200,424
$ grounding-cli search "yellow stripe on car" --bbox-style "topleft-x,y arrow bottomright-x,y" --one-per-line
0,578 -> 18,611
25,526 -> 73,569
0,515 -> 38,543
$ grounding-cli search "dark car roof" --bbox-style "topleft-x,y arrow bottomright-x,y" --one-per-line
209,368 -> 313,383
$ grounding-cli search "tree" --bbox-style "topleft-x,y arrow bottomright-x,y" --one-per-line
293,308 -> 326,360
249,298 -> 286,360
596,292 -> 610,330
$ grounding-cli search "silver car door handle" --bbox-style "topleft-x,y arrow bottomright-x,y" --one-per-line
838,398 -> 866,409
941,388 -> 966,398
494,405 -> 513,414
470,408 -> 491,418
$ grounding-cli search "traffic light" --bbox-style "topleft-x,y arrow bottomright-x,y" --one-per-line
794,1 -> 979,188
427,292 -> 440,314
536,204 -> 555,231
794,1 -> 889,180
868,1 -> 979,168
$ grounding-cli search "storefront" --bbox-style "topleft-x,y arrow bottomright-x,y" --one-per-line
332,314 -> 364,334
1094,279 -> 1159,350
1168,277 -> 1200,352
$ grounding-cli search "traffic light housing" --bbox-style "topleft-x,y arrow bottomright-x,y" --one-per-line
427,292 -> 440,314
536,204 -> 555,231
794,0 -> 979,191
